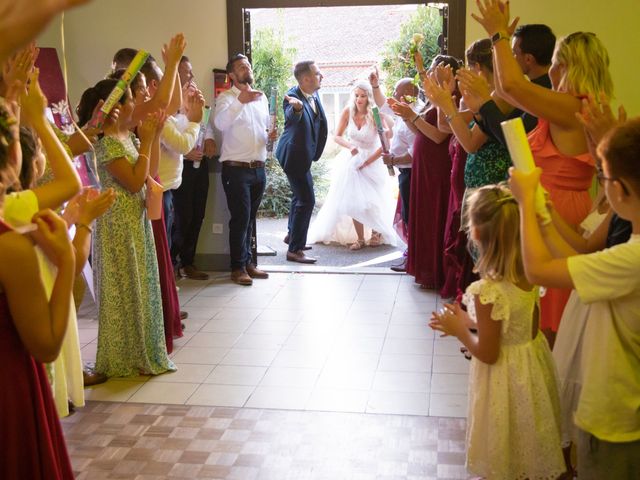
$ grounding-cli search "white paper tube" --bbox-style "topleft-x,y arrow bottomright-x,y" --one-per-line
501,118 -> 551,224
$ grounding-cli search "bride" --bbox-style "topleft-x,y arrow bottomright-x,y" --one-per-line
308,82 -> 397,250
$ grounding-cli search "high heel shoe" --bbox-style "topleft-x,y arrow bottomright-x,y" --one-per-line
369,231 -> 382,247
349,239 -> 366,251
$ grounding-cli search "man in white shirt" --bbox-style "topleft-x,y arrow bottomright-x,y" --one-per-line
372,74 -> 419,272
214,53 -> 276,286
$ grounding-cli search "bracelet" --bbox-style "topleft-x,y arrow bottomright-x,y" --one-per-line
411,114 -> 420,124
75,222 -> 93,234
444,112 -> 457,123
390,154 -> 395,166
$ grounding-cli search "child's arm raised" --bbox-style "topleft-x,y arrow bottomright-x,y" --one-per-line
429,301 -> 501,364
510,167 -> 575,289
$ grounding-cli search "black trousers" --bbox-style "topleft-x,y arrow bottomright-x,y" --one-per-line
171,159 -> 210,268
286,170 -> 315,253
220,164 -> 266,270
398,167 -> 411,225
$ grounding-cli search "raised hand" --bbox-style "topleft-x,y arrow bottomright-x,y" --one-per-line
185,88 -> 205,123
368,65 -> 380,88
471,0 -> 518,37
434,63 -> 456,94
456,68 -> 491,113
508,166 -> 542,204
138,110 -> 164,144
428,303 -> 466,338
161,33 -> 187,68
576,93 -> 627,149
284,94 -> 304,112
2,43 -> 39,99
19,68 -> 48,127
422,72 -> 456,114
387,97 -> 416,122
30,208 -> 74,267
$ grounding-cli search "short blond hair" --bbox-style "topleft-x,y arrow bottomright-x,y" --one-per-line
467,184 -> 524,283
554,32 -> 613,98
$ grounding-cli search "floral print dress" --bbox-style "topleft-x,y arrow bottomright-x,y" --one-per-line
93,134 -> 175,377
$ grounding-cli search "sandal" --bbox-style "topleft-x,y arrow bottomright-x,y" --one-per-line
349,239 -> 366,251
369,231 -> 382,247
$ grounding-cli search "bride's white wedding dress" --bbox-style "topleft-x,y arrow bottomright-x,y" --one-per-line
308,116 -> 398,246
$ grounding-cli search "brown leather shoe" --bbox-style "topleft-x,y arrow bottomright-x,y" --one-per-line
286,250 -> 317,264
83,365 -> 108,387
389,259 -> 406,273
181,264 -> 209,280
180,310 -> 188,320
283,234 -> 312,251
231,268 -> 253,286
246,263 -> 269,279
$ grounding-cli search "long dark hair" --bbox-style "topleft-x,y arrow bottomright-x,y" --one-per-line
76,78 -> 127,127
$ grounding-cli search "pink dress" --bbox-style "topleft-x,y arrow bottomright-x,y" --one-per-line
528,118 -> 595,332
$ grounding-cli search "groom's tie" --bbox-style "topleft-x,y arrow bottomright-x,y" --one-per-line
308,95 -> 317,114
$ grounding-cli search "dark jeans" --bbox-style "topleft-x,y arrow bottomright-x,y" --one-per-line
162,189 -> 174,247
286,171 -> 315,252
398,167 -> 411,225
221,164 -> 266,270
171,159 -> 210,268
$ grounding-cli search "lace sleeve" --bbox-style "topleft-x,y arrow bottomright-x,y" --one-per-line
463,279 -> 510,324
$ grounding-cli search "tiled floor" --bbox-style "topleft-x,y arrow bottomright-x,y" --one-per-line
62,401 -> 468,479
77,272 -> 469,418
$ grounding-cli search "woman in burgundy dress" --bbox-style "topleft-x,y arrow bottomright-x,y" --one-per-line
391,55 -> 462,291
1,103 -> 75,478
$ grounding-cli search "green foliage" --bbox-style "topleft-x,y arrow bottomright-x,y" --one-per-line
252,26 -> 329,218
380,5 -> 442,92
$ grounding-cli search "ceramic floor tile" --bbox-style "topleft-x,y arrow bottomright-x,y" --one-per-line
382,337 -> 433,356
270,349 -> 329,369
366,390 -> 429,416
80,342 -> 97,362
180,305 -> 221,320
432,355 -> 471,375
186,295 -> 236,308
187,384 -> 255,407
78,328 -> 99,344
128,382 -> 199,404
316,367 -> 375,390
371,371 -> 430,393
204,365 -> 267,386
245,386 -> 312,410
147,364 -> 215,384
200,318 -> 254,334
306,388 -> 369,413
186,332 -> 241,348
233,333 -> 289,350
378,353 -> 432,373
170,347 -> 229,365
83,380 -> 144,402
430,374 -> 469,395
386,324 -> 435,340
429,393 -> 468,418
214,308 -> 264,321
244,321 -> 297,336
221,348 -> 279,367
433,340 -> 465,356
255,309 -> 304,322
259,367 -> 320,388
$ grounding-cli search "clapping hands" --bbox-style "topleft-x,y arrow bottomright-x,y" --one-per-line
456,68 -> 491,113
429,303 -> 468,338
161,33 -> 187,69
471,0 -> 519,37
138,110 -> 167,144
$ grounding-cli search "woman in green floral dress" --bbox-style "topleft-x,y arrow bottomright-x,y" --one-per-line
77,79 -> 175,377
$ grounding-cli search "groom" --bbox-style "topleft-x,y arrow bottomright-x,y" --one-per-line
276,60 -> 328,264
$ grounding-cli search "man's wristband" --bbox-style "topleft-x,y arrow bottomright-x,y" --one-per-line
75,222 -> 93,234
411,114 -> 420,124
491,31 -> 510,46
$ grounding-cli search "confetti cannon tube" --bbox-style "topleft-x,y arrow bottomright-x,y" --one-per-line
372,106 -> 394,176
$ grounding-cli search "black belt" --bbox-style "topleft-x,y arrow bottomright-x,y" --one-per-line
223,160 -> 265,169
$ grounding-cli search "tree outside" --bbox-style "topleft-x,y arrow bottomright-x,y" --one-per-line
380,5 -> 443,92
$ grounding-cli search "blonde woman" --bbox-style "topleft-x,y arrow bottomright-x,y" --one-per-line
308,82 -> 396,249
473,0 -> 614,345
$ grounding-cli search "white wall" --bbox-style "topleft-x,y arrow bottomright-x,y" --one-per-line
37,0 -> 228,109
465,0 -> 640,115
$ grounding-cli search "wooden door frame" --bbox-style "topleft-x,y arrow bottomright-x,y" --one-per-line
226,0 -> 467,62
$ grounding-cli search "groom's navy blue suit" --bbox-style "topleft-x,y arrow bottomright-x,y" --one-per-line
275,85 -> 328,253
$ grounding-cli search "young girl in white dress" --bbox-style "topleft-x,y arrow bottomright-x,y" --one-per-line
308,82 -> 397,250
429,184 -> 565,480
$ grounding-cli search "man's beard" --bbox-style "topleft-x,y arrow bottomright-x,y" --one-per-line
239,74 -> 254,85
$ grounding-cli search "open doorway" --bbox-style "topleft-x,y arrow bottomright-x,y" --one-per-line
225,1 -> 466,271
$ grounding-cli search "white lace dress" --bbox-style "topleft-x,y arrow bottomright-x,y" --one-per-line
308,117 -> 398,246
463,279 -> 565,480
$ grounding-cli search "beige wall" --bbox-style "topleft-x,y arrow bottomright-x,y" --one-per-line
465,0 -> 640,115
37,0 -> 229,108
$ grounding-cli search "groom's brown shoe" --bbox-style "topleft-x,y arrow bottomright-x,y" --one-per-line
287,250 -> 317,264
283,234 -> 312,250
246,263 -> 269,279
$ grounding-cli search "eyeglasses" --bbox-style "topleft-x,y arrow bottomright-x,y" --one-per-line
597,168 -> 630,196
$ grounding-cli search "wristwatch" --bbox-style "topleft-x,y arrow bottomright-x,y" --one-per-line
491,31 -> 510,46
